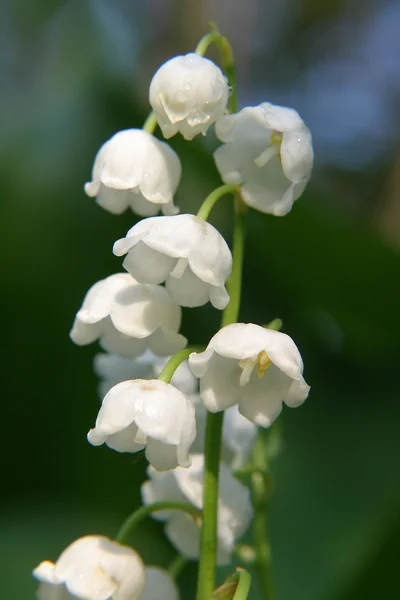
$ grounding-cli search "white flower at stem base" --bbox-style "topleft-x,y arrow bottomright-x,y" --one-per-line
214,103 -> 313,216
87,379 -> 196,471
70,274 -> 186,357
113,215 -> 232,309
32,535 -> 145,600
94,351 -> 198,399
149,53 -> 229,140
141,454 -> 253,565
189,323 -> 310,427
84,129 -> 181,217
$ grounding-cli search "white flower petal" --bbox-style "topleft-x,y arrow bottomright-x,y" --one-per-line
33,561 -> 60,585
70,318 -> 103,346
209,285 -> 230,310
165,513 -> 200,559
198,354 -> 241,412
146,329 -> 187,357
283,376 -> 310,407
280,127 -> 314,183
145,439 -> 179,471
99,322 -> 147,358
238,366 -> 290,427
141,567 -> 179,600
166,268 -> 210,308
110,282 -> 181,338
122,242 -> 177,284
75,274 -> 131,324
96,186 -> 131,215
104,422 -> 146,453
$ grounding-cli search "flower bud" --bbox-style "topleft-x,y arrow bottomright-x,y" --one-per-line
150,53 -> 229,140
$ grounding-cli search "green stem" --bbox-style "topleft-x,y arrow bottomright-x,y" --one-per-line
196,411 -> 224,600
158,347 -> 202,384
168,554 -> 188,580
251,433 -> 277,600
197,184 -> 237,221
195,26 -> 237,113
196,193 -> 247,600
221,195 -> 247,327
142,111 -> 158,134
116,501 -> 201,545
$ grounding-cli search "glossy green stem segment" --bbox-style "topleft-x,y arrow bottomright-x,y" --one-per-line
142,111 -> 158,134
197,184 -> 237,221
195,26 -> 237,113
196,194 -> 247,600
168,554 -> 188,580
158,347 -> 202,384
116,501 -> 201,545
251,433 -> 277,600
221,195 -> 247,327
196,411 -> 224,600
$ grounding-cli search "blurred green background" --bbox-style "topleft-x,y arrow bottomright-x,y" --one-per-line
1,1 -> 400,599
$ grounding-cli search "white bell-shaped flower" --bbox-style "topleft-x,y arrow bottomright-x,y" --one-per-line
141,454 -> 253,565
189,323 -> 310,427
149,53 -> 229,140
33,535 -> 145,600
84,129 -> 181,217
70,274 -> 186,357
113,215 -> 232,309
94,351 -> 198,399
87,379 -> 196,471
214,103 -> 313,216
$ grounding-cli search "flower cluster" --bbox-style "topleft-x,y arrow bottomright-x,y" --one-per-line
34,33 -> 313,600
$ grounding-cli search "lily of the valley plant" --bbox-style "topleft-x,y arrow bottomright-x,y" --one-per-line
34,25 -> 313,600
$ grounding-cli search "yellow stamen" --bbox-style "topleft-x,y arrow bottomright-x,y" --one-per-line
257,350 -> 272,377
270,130 -> 283,146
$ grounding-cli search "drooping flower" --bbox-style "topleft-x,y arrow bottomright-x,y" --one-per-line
84,129 -> 181,217
141,454 -> 253,565
214,103 -> 313,216
70,274 -> 186,357
113,215 -> 232,309
149,53 -> 229,140
33,535 -> 145,600
189,323 -> 310,427
94,351 -> 198,398
87,379 -> 196,471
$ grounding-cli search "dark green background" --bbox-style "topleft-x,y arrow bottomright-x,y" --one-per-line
1,1 -> 399,599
